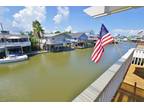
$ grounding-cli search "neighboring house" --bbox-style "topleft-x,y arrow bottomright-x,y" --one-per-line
0,31 -> 31,58
40,32 -> 95,51
87,35 -> 98,46
68,32 -> 88,42
87,35 -> 98,41
67,32 -> 92,48
42,33 -> 72,52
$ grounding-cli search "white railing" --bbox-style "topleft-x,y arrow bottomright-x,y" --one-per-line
72,48 -> 135,102
0,42 -> 31,47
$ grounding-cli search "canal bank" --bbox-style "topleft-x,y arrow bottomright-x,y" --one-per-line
0,42 -> 136,101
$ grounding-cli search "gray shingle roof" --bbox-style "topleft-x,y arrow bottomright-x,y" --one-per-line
67,32 -> 85,38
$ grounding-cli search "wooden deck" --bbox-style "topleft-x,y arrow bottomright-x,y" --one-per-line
124,64 -> 144,90
113,63 -> 144,101
137,43 -> 144,49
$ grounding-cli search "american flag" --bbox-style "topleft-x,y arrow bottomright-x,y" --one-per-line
91,24 -> 114,63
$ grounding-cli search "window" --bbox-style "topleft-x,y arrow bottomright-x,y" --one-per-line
19,38 -> 28,42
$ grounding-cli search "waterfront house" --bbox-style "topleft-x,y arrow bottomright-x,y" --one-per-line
42,33 -> 72,52
40,32 -> 96,51
0,31 -> 31,58
87,34 -> 98,46
67,32 -> 89,48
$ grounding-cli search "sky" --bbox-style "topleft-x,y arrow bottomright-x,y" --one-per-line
0,6 -> 144,36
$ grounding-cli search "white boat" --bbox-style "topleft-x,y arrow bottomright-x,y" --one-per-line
0,54 -> 28,64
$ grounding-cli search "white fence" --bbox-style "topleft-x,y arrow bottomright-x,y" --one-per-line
132,48 -> 144,66
73,48 -> 135,102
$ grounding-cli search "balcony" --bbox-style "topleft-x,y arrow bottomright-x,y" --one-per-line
0,41 -> 31,48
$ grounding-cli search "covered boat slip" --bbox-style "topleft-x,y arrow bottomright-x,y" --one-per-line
0,36 -> 30,63
0,46 -> 29,64
7,46 -> 30,55
0,46 -> 30,58
0,32 -> 31,62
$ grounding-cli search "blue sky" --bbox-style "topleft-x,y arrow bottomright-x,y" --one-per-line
0,6 -> 144,35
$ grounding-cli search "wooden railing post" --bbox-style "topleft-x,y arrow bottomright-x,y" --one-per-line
133,82 -> 137,102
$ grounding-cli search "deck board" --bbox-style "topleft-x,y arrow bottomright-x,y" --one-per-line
123,64 -> 144,90
113,44 -> 144,102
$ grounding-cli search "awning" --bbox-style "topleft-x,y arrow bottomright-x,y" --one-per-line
84,6 -> 139,18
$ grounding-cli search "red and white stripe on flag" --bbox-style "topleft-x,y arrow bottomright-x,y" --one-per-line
91,33 -> 114,63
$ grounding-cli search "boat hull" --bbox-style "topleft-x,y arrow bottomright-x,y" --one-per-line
0,55 -> 28,64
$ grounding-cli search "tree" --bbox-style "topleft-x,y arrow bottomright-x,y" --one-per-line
54,31 -> 61,34
32,20 -> 44,39
27,31 -> 33,36
64,31 -> 71,34
32,20 -> 44,50
20,31 -> 25,35
28,31 -> 39,51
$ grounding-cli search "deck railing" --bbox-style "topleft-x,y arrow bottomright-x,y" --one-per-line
72,48 -> 135,102
0,41 -> 31,48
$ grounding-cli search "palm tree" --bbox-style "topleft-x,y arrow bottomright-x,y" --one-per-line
32,20 -> 44,39
32,20 -> 44,50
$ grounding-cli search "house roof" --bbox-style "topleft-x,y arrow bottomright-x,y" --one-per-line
67,32 -> 86,38
44,32 -> 69,38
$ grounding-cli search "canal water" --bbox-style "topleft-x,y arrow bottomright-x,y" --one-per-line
0,42 -> 136,101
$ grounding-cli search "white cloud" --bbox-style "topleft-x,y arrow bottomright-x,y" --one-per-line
53,6 -> 69,24
12,6 -> 46,32
43,27 -> 50,33
65,25 -> 72,32
112,29 -> 144,35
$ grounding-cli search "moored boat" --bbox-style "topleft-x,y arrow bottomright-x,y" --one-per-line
0,54 -> 28,64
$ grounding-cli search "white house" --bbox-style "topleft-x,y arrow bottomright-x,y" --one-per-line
42,33 -> 72,52
67,32 -> 95,48
0,31 -> 31,58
